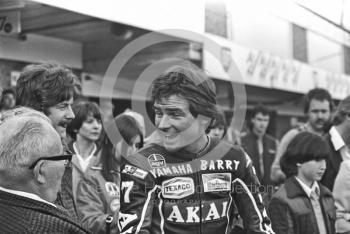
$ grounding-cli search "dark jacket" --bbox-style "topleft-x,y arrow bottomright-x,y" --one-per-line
119,138 -> 274,234
76,164 -> 120,234
320,133 -> 343,191
241,132 -> 278,186
268,177 -> 336,234
0,190 -> 90,234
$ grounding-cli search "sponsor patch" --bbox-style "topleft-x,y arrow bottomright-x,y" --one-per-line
202,173 -> 232,192
162,177 -> 194,199
105,182 -> 119,197
122,164 -> 148,179
148,154 -> 166,168
118,212 -> 138,231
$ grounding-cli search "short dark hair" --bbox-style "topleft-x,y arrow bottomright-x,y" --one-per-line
280,132 -> 330,178
151,65 -> 217,122
208,111 -> 227,136
16,63 -> 80,114
303,88 -> 333,114
251,105 -> 270,118
66,101 -> 101,139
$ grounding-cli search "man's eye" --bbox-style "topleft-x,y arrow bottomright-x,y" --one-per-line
155,110 -> 163,116
58,105 -> 68,109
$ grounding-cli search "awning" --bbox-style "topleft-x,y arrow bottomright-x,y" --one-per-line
31,0 -> 205,42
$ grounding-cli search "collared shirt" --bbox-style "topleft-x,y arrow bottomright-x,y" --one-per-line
0,186 -> 56,207
329,126 -> 350,161
73,142 -> 97,172
295,176 -> 320,198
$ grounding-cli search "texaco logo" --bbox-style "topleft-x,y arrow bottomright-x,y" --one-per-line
99,29 -> 247,173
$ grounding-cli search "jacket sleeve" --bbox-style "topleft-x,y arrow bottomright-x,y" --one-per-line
118,160 -> 157,234
232,150 -> 275,234
76,176 -> 119,234
268,197 -> 294,234
333,161 -> 350,233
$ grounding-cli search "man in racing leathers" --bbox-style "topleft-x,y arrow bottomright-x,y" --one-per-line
118,64 -> 274,234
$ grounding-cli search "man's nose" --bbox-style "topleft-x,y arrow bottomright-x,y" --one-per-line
65,105 -> 75,119
158,115 -> 171,130
92,120 -> 101,128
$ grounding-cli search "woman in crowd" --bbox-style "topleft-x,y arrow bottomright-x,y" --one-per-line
66,101 -> 103,200
208,111 -> 227,140
268,132 -> 335,234
76,113 -> 144,234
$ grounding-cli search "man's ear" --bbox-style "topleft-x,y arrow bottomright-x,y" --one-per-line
198,115 -> 212,129
33,161 -> 47,184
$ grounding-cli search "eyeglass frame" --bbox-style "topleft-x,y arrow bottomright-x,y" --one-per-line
28,154 -> 73,170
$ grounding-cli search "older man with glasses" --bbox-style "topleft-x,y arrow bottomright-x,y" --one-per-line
0,107 -> 88,234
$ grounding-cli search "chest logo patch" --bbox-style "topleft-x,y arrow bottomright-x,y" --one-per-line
148,154 -> 166,168
202,173 -> 232,192
162,177 -> 195,199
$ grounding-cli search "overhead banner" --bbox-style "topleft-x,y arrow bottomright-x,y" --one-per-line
204,33 -> 350,100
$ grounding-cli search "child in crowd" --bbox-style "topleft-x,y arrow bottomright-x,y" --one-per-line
268,132 -> 336,234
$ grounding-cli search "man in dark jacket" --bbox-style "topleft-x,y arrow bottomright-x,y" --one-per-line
241,105 -> 278,188
269,132 -> 335,234
0,107 -> 89,233
119,64 -> 274,234
270,88 -> 333,184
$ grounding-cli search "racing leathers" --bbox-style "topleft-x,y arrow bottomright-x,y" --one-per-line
118,137 -> 274,234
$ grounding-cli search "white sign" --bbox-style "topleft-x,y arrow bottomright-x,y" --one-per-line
204,33 -> 350,100
0,10 -> 20,35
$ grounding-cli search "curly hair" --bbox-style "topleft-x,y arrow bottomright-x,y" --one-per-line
16,63 -> 80,114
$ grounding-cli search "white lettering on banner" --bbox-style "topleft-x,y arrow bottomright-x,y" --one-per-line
166,202 -> 228,223
118,212 -> 138,230
246,50 -> 301,89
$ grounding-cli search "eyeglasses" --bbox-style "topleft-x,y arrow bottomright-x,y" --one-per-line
28,154 -> 73,170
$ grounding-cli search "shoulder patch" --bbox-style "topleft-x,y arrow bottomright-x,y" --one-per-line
148,154 -> 166,168
122,164 -> 148,179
